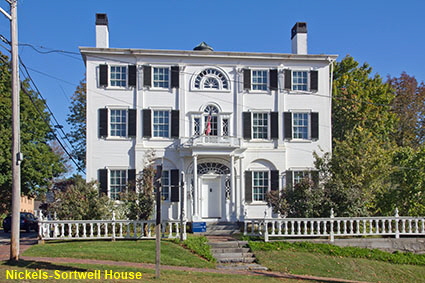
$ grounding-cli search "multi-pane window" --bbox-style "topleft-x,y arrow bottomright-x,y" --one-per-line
161,170 -> 170,201
110,66 -> 127,87
293,171 -> 309,185
292,71 -> 308,91
253,171 -> 269,201
110,110 -> 127,137
252,70 -> 268,91
194,118 -> 201,136
293,113 -> 309,139
153,111 -> 170,138
222,118 -> 229,136
110,170 -> 126,200
204,115 -> 218,136
253,113 -> 268,139
153,67 -> 169,88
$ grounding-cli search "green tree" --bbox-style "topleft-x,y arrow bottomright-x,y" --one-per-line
67,79 -> 86,170
387,73 -> 425,148
44,175 -> 113,220
0,52 -> 66,214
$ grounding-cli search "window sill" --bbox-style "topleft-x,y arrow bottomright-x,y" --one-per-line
248,202 -> 268,206
102,86 -> 132,91
287,90 -> 316,95
147,137 -> 175,141
286,139 -> 315,143
104,137 -> 133,141
145,87 -> 173,92
245,90 -> 271,95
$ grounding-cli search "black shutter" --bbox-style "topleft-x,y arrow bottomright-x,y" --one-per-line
170,169 -> 179,202
284,69 -> 292,90
270,69 -> 278,91
171,110 -> 180,138
99,64 -> 108,87
311,112 -> 319,140
171,66 -> 179,88
270,112 -> 279,139
128,65 -> 137,87
128,169 -> 136,192
245,171 -> 252,203
311,171 -> 319,189
243,112 -> 252,139
243,69 -> 251,90
128,109 -> 137,137
271,170 -> 279,191
310,70 -> 318,92
142,109 -> 152,138
99,108 -> 108,138
283,112 -> 292,139
285,170 -> 293,189
143,65 -> 151,87
99,169 -> 108,196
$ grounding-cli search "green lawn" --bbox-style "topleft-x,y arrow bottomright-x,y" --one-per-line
250,242 -> 425,283
23,240 -> 215,269
0,261 -> 305,283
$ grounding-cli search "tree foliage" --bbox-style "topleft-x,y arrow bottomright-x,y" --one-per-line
67,79 -> 86,170
387,72 -> 425,148
0,52 -> 66,214
43,175 -> 113,220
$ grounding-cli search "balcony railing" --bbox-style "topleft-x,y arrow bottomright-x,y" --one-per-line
181,136 -> 241,147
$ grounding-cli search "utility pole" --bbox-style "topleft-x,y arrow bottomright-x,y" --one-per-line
180,172 -> 185,241
0,0 -> 21,262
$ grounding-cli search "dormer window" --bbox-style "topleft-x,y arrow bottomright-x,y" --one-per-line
194,68 -> 229,90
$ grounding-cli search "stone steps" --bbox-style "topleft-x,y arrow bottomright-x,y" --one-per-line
205,222 -> 241,236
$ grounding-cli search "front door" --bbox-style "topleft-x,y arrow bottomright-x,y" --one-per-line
201,177 -> 221,218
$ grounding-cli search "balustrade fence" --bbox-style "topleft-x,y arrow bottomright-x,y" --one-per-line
244,210 -> 425,242
38,213 -> 186,241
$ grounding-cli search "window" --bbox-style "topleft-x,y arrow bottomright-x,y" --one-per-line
222,119 -> 229,136
292,71 -> 308,91
194,118 -> 201,136
252,113 -> 268,139
110,66 -> 127,87
153,110 -> 170,138
110,110 -> 127,137
293,171 -> 309,185
153,67 -> 169,88
293,113 -> 309,139
253,171 -> 269,201
252,70 -> 268,91
110,170 -> 126,200
161,170 -> 170,201
194,68 -> 229,90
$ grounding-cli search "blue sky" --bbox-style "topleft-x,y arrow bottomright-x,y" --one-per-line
0,0 -> 424,173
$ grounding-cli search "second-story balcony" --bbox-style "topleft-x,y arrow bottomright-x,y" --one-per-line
180,136 -> 241,148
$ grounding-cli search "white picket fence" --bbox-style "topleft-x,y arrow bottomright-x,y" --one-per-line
38,213 -> 187,241
244,209 -> 425,242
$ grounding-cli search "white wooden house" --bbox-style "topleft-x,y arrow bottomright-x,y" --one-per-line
81,14 -> 337,222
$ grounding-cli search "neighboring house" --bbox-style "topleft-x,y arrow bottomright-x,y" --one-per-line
80,14 -> 337,222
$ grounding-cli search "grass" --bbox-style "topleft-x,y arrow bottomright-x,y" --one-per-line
250,241 -> 425,283
175,235 -> 216,262
249,241 -> 425,265
0,261 -> 305,283
23,239 -> 215,269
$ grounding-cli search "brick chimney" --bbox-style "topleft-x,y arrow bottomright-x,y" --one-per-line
95,13 -> 109,48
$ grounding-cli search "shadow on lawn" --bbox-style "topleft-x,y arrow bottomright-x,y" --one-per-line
3,259 -> 87,272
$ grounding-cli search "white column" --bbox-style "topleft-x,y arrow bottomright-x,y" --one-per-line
193,155 -> 198,219
230,155 -> 236,221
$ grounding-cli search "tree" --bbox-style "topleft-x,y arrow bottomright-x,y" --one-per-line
43,175 -> 113,220
0,52 -> 66,214
387,73 -> 425,148
67,79 -> 86,170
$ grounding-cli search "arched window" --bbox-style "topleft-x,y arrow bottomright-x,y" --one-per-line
203,105 -> 219,136
194,68 -> 229,90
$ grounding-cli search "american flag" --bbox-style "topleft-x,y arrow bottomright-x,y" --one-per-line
205,110 -> 212,135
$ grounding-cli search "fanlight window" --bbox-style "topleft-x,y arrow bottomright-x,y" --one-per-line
194,68 -> 229,90
197,162 -> 230,175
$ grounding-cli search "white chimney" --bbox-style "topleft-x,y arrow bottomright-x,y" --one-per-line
96,13 -> 109,48
291,22 -> 307,55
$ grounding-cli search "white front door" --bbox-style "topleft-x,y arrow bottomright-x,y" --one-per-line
201,177 -> 221,218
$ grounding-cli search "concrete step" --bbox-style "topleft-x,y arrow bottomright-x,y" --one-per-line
216,257 -> 256,263
217,263 -> 268,271
213,252 -> 254,259
211,247 -> 250,254
208,241 -> 248,248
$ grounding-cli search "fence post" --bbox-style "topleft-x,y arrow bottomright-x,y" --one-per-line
37,211 -> 45,244
111,212 -> 116,242
264,221 -> 269,242
330,208 -> 335,243
394,208 -> 399,239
